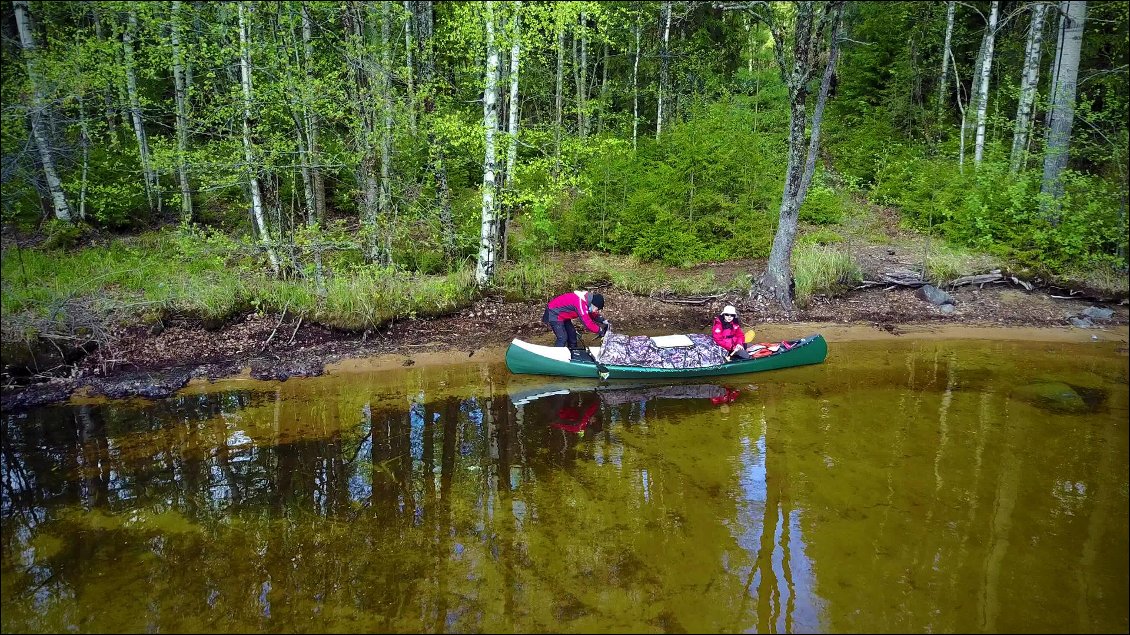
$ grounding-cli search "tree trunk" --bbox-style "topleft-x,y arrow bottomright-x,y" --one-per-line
1041,0 -> 1087,218
973,0 -> 999,167
503,0 -> 522,262
378,1 -> 394,267
632,10 -> 640,151
756,1 -> 843,312
403,0 -> 417,136
302,2 -> 325,222
573,22 -> 582,138
171,0 -> 193,224
91,7 -> 120,146
416,0 -> 454,265
656,1 -> 672,139
124,8 -> 158,215
477,2 -> 501,285
579,11 -> 587,138
1009,3 -> 1048,173
13,0 -> 72,222
238,2 -> 281,274
936,1 -> 955,119
505,0 -> 521,190
598,41 -> 608,134
554,20 -> 564,174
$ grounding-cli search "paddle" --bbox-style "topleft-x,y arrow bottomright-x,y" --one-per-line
578,328 -> 611,381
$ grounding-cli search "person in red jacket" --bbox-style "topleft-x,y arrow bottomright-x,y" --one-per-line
712,304 -> 749,360
542,290 -> 610,349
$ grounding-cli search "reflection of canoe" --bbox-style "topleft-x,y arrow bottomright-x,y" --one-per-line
505,334 -> 828,379
508,380 -> 738,407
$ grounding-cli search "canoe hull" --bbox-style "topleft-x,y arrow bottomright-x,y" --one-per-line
505,334 -> 828,379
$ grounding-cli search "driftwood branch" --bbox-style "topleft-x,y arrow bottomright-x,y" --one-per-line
653,292 -> 726,306
287,314 -> 304,345
259,301 -> 290,354
949,273 -> 1003,287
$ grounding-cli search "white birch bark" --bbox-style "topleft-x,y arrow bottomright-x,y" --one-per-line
238,2 -> 281,274
579,11 -> 587,138
937,1 -> 955,117
632,12 -> 640,151
656,1 -> 672,139
171,0 -> 193,223
403,0 -> 417,136
476,3 -> 500,285
1041,1 -> 1087,212
505,0 -> 521,189
973,0 -> 999,167
1009,3 -> 1048,173
124,8 -> 158,213
13,0 -> 72,222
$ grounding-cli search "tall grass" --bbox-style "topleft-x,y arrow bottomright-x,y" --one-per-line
793,244 -> 863,307
0,228 -> 484,337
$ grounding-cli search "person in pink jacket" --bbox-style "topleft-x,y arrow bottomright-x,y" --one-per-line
712,304 -> 749,360
542,290 -> 610,348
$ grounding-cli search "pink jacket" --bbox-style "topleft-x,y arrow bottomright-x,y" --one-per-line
546,291 -> 603,333
712,315 -> 746,351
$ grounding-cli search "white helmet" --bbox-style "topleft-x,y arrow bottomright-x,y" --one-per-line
722,305 -> 738,316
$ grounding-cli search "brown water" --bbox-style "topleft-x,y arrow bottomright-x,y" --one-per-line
2,336 -> 1127,633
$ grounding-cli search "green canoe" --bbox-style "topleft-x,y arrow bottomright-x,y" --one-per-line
505,334 -> 828,379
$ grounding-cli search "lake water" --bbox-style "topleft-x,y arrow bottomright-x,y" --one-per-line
2,335 -> 1127,633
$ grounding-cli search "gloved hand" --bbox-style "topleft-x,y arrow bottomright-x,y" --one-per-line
598,319 -> 611,338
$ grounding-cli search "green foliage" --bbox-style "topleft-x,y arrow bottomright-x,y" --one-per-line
41,219 -> 89,250
798,178 -> 846,225
562,98 -> 788,266
870,151 -> 1129,273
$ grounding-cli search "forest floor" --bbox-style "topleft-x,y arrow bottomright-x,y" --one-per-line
3,205 -> 1128,410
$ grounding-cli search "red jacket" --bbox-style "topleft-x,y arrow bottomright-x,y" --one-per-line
546,291 -> 604,334
712,315 -> 745,351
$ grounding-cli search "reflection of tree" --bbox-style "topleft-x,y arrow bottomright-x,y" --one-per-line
3,344 -> 1126,632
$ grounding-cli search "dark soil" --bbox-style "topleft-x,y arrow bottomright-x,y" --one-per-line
2,251 -> 1127,412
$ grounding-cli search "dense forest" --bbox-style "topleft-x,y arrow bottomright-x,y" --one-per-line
2,1 -> 1127,334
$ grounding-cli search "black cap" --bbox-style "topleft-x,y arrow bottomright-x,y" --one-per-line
591,293 -> 605,309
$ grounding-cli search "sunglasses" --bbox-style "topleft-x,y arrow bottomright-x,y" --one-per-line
723,313 -> 735,317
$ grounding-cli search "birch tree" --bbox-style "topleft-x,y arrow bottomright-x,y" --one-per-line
972,0 -> 999,167
936,1 -> 955,119
238,1 -> 281,274
554,11 -> 564,173
632,8 -> 641,151
501,1 -> 522,262
123,7 -> 159,214
171,0 -> 193,223
476,1 -> 501,285
505,0 -> 521,190
1041,0 -> 1088,216
1009,2 -> 1048,173
302,2 -> 326,222
12,0 -> 73,222
378,1 -> 394,266
656,1 -> 673,139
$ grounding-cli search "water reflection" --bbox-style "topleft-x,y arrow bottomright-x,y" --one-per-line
2,338 -> 1128,633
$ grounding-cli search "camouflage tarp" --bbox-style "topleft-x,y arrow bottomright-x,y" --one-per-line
597,333 -> 728,369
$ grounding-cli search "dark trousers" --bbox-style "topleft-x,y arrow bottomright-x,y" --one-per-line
543,308 -> 579,348
550,319 -> 579,348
